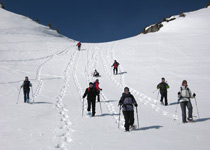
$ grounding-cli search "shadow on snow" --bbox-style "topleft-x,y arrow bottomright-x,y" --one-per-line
100,100 -> 118,103
194,117 -> 210,123
169,102 -> 178,106
94,113 -> 119,117
31,101 -> 53,104
133,125 -> 163,131
118,72 -> 127,75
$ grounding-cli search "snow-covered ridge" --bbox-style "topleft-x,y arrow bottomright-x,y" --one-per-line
141,6 -> 210,34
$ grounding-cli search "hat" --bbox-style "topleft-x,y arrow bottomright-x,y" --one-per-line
89,82 -> 93,85
124,87 -> 129,91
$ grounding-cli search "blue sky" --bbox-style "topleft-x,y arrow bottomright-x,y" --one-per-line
1,0 -> 209,42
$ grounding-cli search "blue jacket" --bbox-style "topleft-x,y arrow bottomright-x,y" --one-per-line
119,93 -> 137,111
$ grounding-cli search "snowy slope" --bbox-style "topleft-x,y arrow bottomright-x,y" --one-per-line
0,7 -> 210,150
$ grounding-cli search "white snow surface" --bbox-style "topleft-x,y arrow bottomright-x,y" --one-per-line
0,7 -> 210,150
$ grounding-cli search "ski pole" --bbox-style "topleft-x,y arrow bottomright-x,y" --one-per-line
194,97 -> 200,120
118,106 -> 122,129
99,95 -> 102,114
99,101 -> 102,114
156,90 -> 160,105
31,87 -> 35,103
136,107 -> 140,129
174,101 -> 179,121
82,98 -> 84,117
16,88 -> 21,104
153,89 -> 158,93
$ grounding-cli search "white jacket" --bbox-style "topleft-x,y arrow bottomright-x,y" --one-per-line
178,86 -> 193,102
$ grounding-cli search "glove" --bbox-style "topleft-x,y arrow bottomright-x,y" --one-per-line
193,93 -> 196,97
178,92 -> 181,95
118,100 -> 123,106
134,104 -> 138,107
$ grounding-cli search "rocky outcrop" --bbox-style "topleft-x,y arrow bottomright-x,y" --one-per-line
179,12 -> 186,17
0,2 -> 5,9
206,2 -> 210,8
141,16 -> 176,34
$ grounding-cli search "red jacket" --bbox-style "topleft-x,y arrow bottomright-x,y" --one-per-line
77,42 -> 81,46
113,62 -> 119,68
94,81 -> 101,91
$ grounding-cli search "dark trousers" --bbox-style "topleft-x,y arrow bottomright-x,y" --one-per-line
23,89 -> 30,103
94,73 -> 99,77
113,68 -> 118,74
78,46 -> 81,51
160,92 -> 168,105
123,111 -> 134,131
87,98 -> 96,115
180,101 -> 193,122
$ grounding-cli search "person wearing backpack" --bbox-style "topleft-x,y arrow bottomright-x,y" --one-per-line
83,82 -> 99,116
111,60 -> 120,75
119,87 -> 138,131
76,42 -> 81,51
93,79 -> 102,102
157,77 -> 170,106
178,80 -> 196,123
20,76 -> 32,103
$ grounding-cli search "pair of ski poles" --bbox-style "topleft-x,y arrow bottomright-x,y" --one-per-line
118,106 -> 139,129
16,87 -> 34,104
82,96 -> 102,117
174,96 -> 200,121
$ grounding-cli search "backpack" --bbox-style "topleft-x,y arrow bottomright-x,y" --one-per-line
23,81 -> 30,89
180,87 -> 190,98
93,82 -> 96,88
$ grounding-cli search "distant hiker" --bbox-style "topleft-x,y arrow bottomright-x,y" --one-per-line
157,77 -> 170,106
83,82 -> 99,116
93,79 -> 102,102
20,76 -> 32,103
111,60 -> 120,75
93,69 -> 100,77
178,80 -> 196,123
76,42 -> 81,51
119,87 -> 138,131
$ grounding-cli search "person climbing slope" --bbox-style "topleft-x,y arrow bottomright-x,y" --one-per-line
119,87 -> 138,131
20,76 -> 32,103
76,42 -> 82,51
93,79 -> 102,102
178,80 -> 196,123
83,82 -> 99,116
111,60 -> 120,75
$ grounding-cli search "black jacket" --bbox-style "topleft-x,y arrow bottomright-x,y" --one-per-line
157,82 -> 169,94
22,81 -> 31,90
83,87 -> 99,99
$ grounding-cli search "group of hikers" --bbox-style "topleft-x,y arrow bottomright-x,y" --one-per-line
18,43 -> 197,132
